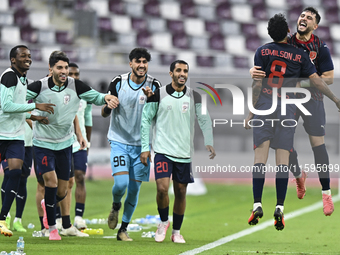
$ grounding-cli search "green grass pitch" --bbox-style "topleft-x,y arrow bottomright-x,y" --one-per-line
0,176 -> 338,254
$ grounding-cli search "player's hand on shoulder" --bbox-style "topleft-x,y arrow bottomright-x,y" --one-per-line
206,145 -> 216,159
250,66 -> 265,80
36,103 -> 55,114
142,86 -> 154,97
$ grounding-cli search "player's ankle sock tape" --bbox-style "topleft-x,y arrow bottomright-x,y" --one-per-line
158,206 -> 169,222
112,174 -> 129,202
312,144 -> 330,190
45,186 -> 57,226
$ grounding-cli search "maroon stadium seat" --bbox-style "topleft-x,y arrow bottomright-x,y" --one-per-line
9,0 -> 24,9
160,54 -> 177,66
216,2 -> 231,19
181,1 -> 196,17
209,34 -> 225,51
14,8 -> 30,27
98,17 -> 112,31
233,56 -> 249,69
245,36 -> 261,51
144,1 -> 160,17
197,55 -> 214,67
20,26 -> 38,43
241,23 -> 258,37
252,4 -> 267,20
109,0 -> 125,14
172,33 -> 189,49
56,31 -> 73,44
137,31 -> 152,48
132,18 -> 148,32
167,19 -> 184,34
205,21 -> 220,34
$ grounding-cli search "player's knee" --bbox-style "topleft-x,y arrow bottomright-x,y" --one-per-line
157,186 -> 168,198
75,172 -> 85,186
68,177 -> 75,189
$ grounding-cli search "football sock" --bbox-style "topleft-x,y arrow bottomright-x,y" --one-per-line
173,213 -> 184,231
39,216 -> 44,230
56,206 -> 61,219
158,206 -> 169,222
252,163 -> 265,203
322,190 -> 331,195
253,202 -> 262,211
312,144 -> 330,190
119,221 -> 129,232
112,174 -> 129,203
276,165 -> 289,206
15,176 -> 27,218
289,149 -> 301,177
45,186 -> 57,226
1,169 -> 21,219
75,203 -> 85,217
172,229 -> 180,235
62,215 -> 71,229
122,180 -> 141,223
1,169 -> 9,205
276,205 -> 284,212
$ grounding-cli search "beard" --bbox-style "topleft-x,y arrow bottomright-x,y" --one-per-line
132,68 -> 146,79
297,25 -> 312,36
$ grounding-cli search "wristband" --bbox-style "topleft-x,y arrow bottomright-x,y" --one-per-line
103,105 -> 112,114
300,79 -> 311,88
87,142 -> 91,148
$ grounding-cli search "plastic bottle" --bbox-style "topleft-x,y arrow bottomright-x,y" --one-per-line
16,236 -> 24,254
141,231 -> 155,238
82,228 -> 103,235
27,223 -> 35,229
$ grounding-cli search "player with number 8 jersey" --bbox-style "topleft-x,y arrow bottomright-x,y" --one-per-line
245,13 -> 340,231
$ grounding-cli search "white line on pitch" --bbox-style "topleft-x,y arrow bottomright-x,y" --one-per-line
180,196 -> 340,255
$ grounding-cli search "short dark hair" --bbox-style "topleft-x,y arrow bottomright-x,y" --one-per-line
129,48 -> 151,62
267,13 -> 288,42
69,62 -> 79,68
170,60 -> 189,72
9,45 -> 29,61
303,7 -> 321,24
49,51 -> 69,67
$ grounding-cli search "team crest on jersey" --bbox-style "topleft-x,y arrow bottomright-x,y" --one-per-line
167,105 -> 172,110
64,94 -> 71,105
139,95 -> 146,104
182,102 -> 189,113
309,51 -> 317,61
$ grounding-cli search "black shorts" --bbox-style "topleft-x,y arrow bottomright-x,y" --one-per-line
154,154 -> 194,184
